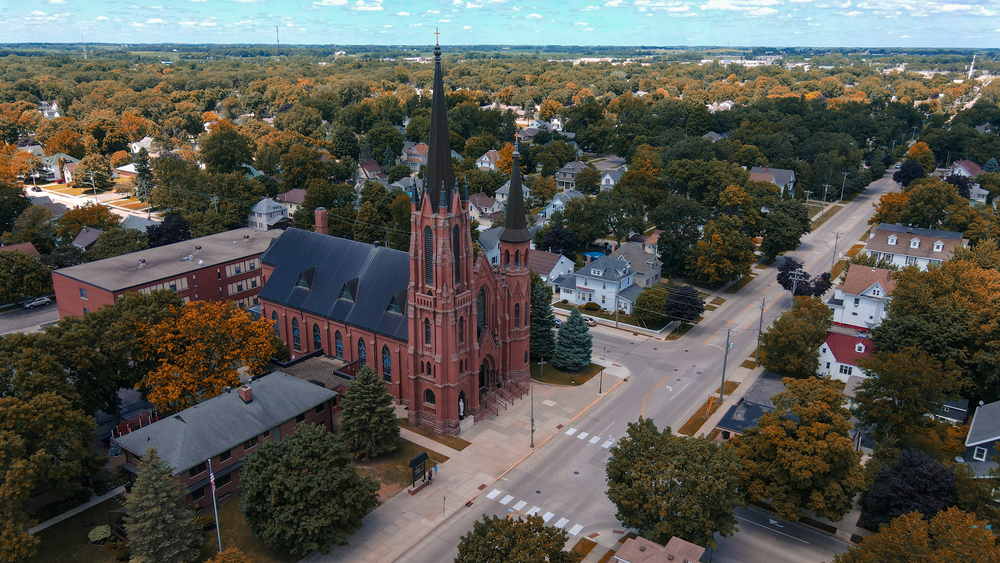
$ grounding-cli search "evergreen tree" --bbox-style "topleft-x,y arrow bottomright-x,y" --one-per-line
339,364 -> 400,461
529,280 -> 556,361
133,147 -> 154,203
124,448 -> 201,563
240,424 -> 379,554
664,285 -> 705,324
984,157 -> 1000,174
552,308 -> 592,372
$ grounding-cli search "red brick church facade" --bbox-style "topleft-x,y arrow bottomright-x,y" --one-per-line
259,40 -> 531,436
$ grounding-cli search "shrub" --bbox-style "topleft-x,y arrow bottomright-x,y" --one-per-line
560,299 -> 569,304
88,525 -> 112,544
582,302 -> 601,311
197,515 -> 216,531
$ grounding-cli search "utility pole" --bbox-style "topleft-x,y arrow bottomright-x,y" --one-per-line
90,171 -> 98,204
790,269 -> 810,300
755,298 -> 766,363
276,26 -> 280,45
805,190 -> 812,207
719,329 -> 731,404
822,183 -> 830,203
831,230 -> 842,273
840,171 -> 849,202
614,274 -> 621,329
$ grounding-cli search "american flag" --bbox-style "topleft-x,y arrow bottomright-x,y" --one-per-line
209,460 -> 216,494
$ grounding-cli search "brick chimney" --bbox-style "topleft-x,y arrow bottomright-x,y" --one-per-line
315,207 -> 328,235
238,385 -> 253,404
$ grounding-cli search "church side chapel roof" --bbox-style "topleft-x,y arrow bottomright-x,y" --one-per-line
259,228 -> 410,341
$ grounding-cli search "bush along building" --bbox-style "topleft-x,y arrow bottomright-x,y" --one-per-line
259,40 -> 531,436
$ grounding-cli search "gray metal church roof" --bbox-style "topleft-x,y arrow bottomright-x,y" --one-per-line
259,228 -> 410,341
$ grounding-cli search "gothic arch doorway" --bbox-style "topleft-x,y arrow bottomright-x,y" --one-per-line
479,355 -> 499,394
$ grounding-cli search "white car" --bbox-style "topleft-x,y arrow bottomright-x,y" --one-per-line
23,297 -> 51,309
582,316 -> 598,327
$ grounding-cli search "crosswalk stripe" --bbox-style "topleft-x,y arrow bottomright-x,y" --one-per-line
513,500 -> 527,511
554,517 -> 570,529
565,428 -> 577,436
588,435 -> 600,444
568,524 -> 584,536
499,495 -> 514,505
577,432 -> 589,440
527,506 -> 541,516
543,511 -> 555,523
486,489 -> 501,500
601,440 -> 614,449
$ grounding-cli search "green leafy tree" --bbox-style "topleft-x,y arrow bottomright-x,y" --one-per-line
274,105 -> 323,138
147,215 -> 192,248
239,424 -> 379,554
574,166 -> 601,193
552,308 -> 592,372
85,227 -> 149,262
833,508 -> 1000,563
365,123 -> 404,168
861,449 -> 958,530
595,187 -> 645,245
687,215 -> 755,285
133,147 -> 154,202
292,179 -> 357,235
892,159 -> 925,187
73,154 -> 114,191
339,364 -> 400,461
650,194 -> 709,277
606,417 -> 744,549
759,296 -> 831,378
353,201 -> 384,244
40,245 -> 84,269
124,447 -> 201,563
2,205 -> 55,254
387,163 -> 412,183
279,144 -> 331,192
899,178 -> 964,228
0,182 -> 31,235
455,514 -> 582,563
386,193 -> 412,251
632,287 -> 668,328
563,197 -> 606,248
529,280 -> 556,362
732,377 -> 864,522
760,211 -> 804,261
664,284 -> 705,323
199,123 -> 254,175
0,250 -> 52,304
0,449 -> 44,563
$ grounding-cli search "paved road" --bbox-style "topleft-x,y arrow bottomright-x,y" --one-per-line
0,302 -> 60,335
399,173 -> 897,563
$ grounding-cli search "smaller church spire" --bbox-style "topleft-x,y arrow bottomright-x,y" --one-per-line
500,134 -> 531,243
461,178 -> 469,202
438,180 -> 448,210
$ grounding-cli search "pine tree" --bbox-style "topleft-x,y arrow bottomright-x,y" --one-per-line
552,308 -> 592,372
123,448 -> 201,563
984,157 -> 1000,174
339,364 -> 400,461
529,280 -> 556,361
133,147 -> 154,203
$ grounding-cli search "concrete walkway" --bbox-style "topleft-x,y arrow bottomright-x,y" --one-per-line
28,486 -> 126,534
304,355 -> 630,563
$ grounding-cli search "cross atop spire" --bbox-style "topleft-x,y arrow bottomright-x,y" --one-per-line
434,28 -> 440,46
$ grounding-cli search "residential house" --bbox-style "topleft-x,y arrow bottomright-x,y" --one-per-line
130,136 -> 155,154
121,215 -> 160,234
477,227 -> 504,267
29,196 -> 68,220
495,180 -> 532,207
401,142 -> 429,172
72,227 -> 103,251
612,242 -> 662,287
545,138 -> 582,157
600,169 -> 623,191
518,127 -> 540,143
275,188 -> 306,215
248,197 -> 291,231
818,332 -> 875,382
936,399 -> 969,425
715,371 -> 785,440
864,223 -> 967,271
749,166 -> 796,197
556,160 -> 588,191
114,372 -> 339,511
541,190 -> 585,219
63,162 -> 79,185
356,160 -> 385,182
950,159 -> 983,178
628,230 -> 662,255
115,163 -> 137,179
38,101 -> 61,120
390,176 -> 422,195
0,242 -> 41,259
963,400 -> 1000,477
827,267 -> 894,329
19,145 -> 44,158
36,153 -> 79,183
528,119 -> 551,130
476,149 -> 500,171
450,150 -> 465,162
702,131 -> 727,142
552,255 -> 641,314
468,193 -> 503,223
528,250 -> 575,284
614,536 -> 705,563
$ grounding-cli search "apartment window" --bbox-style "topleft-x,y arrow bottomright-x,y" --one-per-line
250,261 -> 256,270
602,282 -> 606,290
243,436 -> 258,450
189,462 -> 206,478
933,242 -> 943,252
315,403 -> 325,414
853,298 -> 860,306
906,256 -> 917,265
217,270 -> 221,280
219,287 -> 223,298
235,264 -> 242,274
296,413 -> 306,424
217,473 -> 232,488
839,365 -> 853,376
220,449 -> 231,462
82,308 -> 89,315
264,430 -> 270,438
237,283 -> 244,292
602,296 -> 606,305
974,447 -> 988,462
191,486 -> 205,501
193,275 -> 197,287
79,288 -> 88,299
826,362 -> 831,369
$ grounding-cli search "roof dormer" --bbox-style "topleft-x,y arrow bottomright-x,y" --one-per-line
910,238 -> 920,249
887,235 -> 897,245
591,268 -> 602,276
855,343 -> 866,353
933,241 -> 943,252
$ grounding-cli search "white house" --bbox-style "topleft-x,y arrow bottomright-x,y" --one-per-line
248,197 -> 291,231
600,169 -> 624,191
495,180 -> 532,207
749,166 -> 796,198
865,223 -> 967,271
528,250 -> 575,284
477,227 -> 504,267
468,193 -> 503,223
950,159 -> 983,178
552,255 -> 642,314
400,142 -> 429,172
476,150 -> 500,171
612,242 -> 662,288
275,188 -> 306,215
827,267 -> 894,330
541,190 -> 585,219
818,332 -> 875,382
556,160 -> 588,191
130,136 -> 155,154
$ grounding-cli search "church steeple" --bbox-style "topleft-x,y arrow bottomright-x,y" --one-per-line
424,32 -> 455,214
500,138 -> 531,243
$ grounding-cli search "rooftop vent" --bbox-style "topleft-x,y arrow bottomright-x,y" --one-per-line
195,245 -> 202,253
138,259 -> 146,268
197,259 -> 205,266
244,234 -> 250,242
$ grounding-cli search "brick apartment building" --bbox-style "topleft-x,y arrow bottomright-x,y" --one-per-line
52,228 -> 283,319
114,372 -> 339,511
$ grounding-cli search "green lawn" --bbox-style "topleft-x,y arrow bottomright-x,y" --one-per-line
810,205 -> 843,230
530,361 -> 603,386
665,322 -> 696,340
196,498 -> 300,563
31,498 -> 123,563
355,438 -> 449,502
723,273 -> 757,295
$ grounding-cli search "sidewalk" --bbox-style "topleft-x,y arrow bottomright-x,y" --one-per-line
28,486 -> 126,534
305,355 -> 630,563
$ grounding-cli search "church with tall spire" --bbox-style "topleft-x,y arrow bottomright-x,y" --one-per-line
256,37 -> 531,436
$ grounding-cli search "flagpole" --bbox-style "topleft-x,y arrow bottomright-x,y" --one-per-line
208,458 -> 222,553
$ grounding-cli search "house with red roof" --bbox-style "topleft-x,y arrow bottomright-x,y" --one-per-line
0,242 -> 41,259
950,159 -> 982,178
818,332 -> 875,382
476,149 -> 500,172
402,142 -> 429,172
827,266 -> 894,329
629,230 -> 663,255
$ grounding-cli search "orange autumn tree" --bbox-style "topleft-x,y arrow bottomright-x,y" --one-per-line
140,301 -> 277,410
496,142 -> 526,176
869,191 -> 909,226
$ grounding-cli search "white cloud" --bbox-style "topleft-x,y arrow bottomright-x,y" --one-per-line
147,18 -> 164,23
396,11 -> 410,15
313,0 -> 347,4
900,34 -> 908,37
840,0 -> 850,6
467,2 -> 483,6
463,24 -> 471,28
808,21 -> 821,25
748,6 -> 777,14
604,0 -> 623,5
699,0 -> 780,9
48,0 -> 65,4
575,21 -> 587,25
200,21 -> 216,25
840,10 -> 862,15
583,26 -> 594,30
526,12 -> 543,17
180,20 -> 197,25
95,15 -> 107,19
582,4 -> 600,9
351,0 -> 383,10
384,24 -> 392,27
30,10 -> 46,15
427,9 -> 440,13
130,22 -> 144,27
190,0 -> 206,2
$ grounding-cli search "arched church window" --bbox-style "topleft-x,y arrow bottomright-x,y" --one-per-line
382,345 -> 391,382
358,338 -> 366,367
515,250 -> 521,269
424,227 -> 433,285
477,288 -> 487,336
424,318 -> 431,346
453,225 -> 461,285
291,318 -> 300,351
514,304 -> 520,328
271,311 -> 280,337
313,323 -> 321,351
335,331 -> 343,359
458,317 -> 464,343
424,389 -> 436,405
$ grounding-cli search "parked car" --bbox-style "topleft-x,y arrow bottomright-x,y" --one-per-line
894,164 -> 901,169
23,296 -> 51,309
31,186 -> 41,192
582,316 -> 598,327
554,318 -> 564,327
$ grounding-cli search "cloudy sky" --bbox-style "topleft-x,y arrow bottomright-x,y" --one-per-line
5,0 -> 999,47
